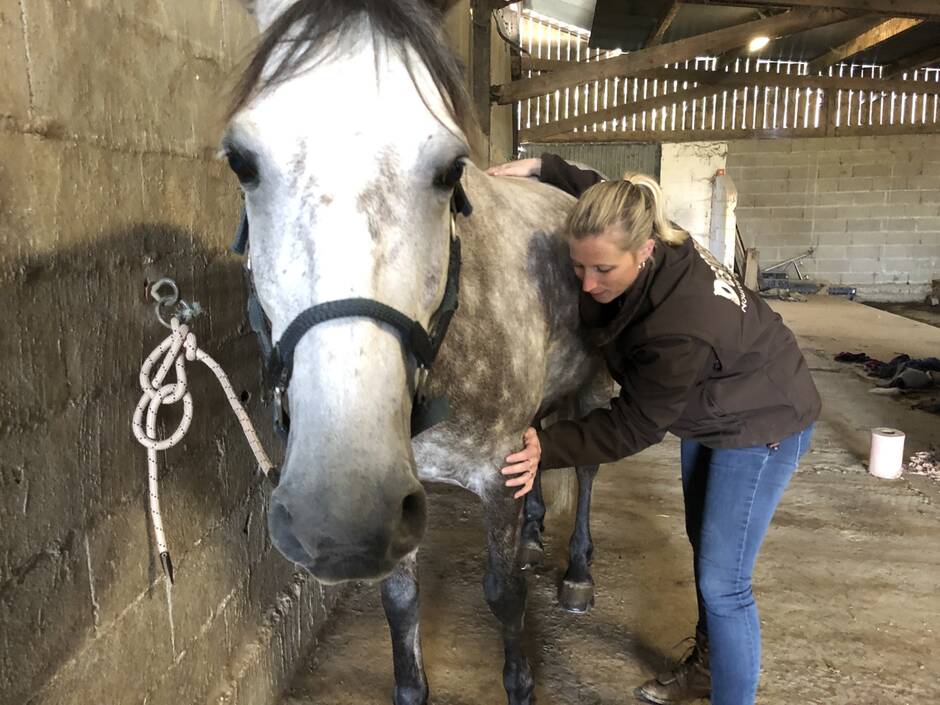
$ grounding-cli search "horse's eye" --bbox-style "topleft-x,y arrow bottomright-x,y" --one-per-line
435,159 -> 465,189
226,150 -> 259,186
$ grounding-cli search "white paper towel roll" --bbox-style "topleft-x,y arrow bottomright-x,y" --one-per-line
869,428 -> 905,479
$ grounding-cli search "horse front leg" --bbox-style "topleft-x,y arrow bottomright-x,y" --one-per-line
558,463 -> 599,613
519,471 -> 546,569
483,492 -> 534,705
380,553 -> 428,705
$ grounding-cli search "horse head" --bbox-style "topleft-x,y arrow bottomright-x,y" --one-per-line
226,0 -> 473,582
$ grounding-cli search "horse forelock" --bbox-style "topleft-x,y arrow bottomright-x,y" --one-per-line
229,0 -> 471,134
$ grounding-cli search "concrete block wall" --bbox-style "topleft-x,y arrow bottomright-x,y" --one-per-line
0,3 -> 341,704
726,134 -> 940,301
660,141 -> 728,251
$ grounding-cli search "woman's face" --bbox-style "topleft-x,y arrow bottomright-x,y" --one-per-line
568,226 -> 654,304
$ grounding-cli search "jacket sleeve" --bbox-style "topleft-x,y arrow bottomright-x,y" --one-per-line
537,336 -> 713,469
538,153 -> 605,198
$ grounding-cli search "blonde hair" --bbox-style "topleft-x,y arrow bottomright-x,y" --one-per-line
565,171 -> 688,251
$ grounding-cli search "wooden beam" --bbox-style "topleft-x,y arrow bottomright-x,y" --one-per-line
471,0 -> 492,135
492,8 -> 849,104
518,64 -> 940,95
806,16 -> 923,73
833,120 -> 940,136
681,0 -> 940,20
744,249 -> 761,292
522,58 -> 940,93
522,125 -> 826,143
520,64 -> 940,141
882,44 -> 940,77
520,55 -> 619,72
715,41 -> 772,70
520,120 -> 940,143
715,47 -> 747,70
523,83 -> 725,141
646,1 -> 681,48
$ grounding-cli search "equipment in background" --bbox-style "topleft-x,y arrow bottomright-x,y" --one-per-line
758,247 -> 820,295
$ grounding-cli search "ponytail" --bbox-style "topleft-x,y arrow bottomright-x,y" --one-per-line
621,172 -> 688,246
565,171 -> 688,252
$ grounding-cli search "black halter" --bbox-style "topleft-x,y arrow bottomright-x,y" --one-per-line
231,182 -> 472,441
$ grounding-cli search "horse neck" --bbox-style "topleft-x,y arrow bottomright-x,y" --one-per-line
422,168 -> 597,456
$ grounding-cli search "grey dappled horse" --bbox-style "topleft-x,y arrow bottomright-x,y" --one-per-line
224,1 -> 610,702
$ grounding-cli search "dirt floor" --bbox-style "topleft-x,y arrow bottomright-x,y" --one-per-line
864,301 -> 940,331
278,297 -> 940,705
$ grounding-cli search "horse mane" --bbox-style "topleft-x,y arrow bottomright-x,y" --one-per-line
229,0 -> 472,131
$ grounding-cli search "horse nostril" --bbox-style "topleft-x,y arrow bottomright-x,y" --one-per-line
400,491 -> 427,540
268,496 -> 314,566
269,496 -> 294,533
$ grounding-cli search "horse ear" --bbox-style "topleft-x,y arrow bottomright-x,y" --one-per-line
232,0 -> 294,32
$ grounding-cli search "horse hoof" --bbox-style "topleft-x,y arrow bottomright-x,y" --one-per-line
558,579 -> 594,613
518,542 -> 544,570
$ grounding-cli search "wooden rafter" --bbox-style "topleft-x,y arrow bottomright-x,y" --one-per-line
715,42 -> 770,70
680,0 -> 940,20
520,64 -> 940,93
492,7 -> 849,104
806,16 -> 923,73
716,47 -> 747,70
523,84 -> 723,141
520,55 -> 618,73
521,120 -> 940,143
518,64 -> 939,105
713,9 -> 777,71
646,1 -> 681,48
882,44 -> 940,77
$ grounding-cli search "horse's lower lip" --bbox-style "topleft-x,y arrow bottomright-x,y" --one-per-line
302,554 -> 397,584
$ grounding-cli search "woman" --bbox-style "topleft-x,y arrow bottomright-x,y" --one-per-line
493,155 -> 820,705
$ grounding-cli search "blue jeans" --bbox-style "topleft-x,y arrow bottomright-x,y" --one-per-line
681,424 -> 813,705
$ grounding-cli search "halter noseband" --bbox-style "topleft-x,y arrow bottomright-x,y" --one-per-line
231,181 -> 472,440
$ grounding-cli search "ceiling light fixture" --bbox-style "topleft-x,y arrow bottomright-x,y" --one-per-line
748,36 -> 770,52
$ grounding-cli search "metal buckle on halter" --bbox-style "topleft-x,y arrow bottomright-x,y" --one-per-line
272,385 -> 289,439
414,365 -> 430,404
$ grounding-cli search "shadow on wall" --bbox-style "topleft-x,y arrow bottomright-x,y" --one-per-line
0,222 -> 296,705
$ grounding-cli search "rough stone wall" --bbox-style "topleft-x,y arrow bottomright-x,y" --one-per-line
0,3 -> 341,704
726,134 -> 940,301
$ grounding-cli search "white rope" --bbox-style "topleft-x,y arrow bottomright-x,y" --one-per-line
132,317 -> 275,582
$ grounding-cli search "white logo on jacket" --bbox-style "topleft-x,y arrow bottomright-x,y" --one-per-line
692,240 -> 748,313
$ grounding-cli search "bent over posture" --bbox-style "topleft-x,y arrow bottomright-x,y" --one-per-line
496,155 -> 820,705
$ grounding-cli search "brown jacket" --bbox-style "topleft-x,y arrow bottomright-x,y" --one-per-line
537,154 -> 821,469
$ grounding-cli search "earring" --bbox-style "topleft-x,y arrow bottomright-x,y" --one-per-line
639,259 -> 647,271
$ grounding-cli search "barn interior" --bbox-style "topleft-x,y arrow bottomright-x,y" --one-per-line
1,2 -> 938,704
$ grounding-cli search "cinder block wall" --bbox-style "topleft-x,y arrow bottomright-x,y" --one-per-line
659,141 -> 728,249
0,3 -> 341,704
726,134 -> 940,301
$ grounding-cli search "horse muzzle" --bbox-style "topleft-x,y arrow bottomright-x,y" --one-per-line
267,471 -> 427,582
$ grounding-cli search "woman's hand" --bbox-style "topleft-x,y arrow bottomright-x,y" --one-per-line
486,157 -> 542,179
500,427 -> 542,499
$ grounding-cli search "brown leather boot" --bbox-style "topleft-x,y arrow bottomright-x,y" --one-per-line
634,631 -> 711,704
